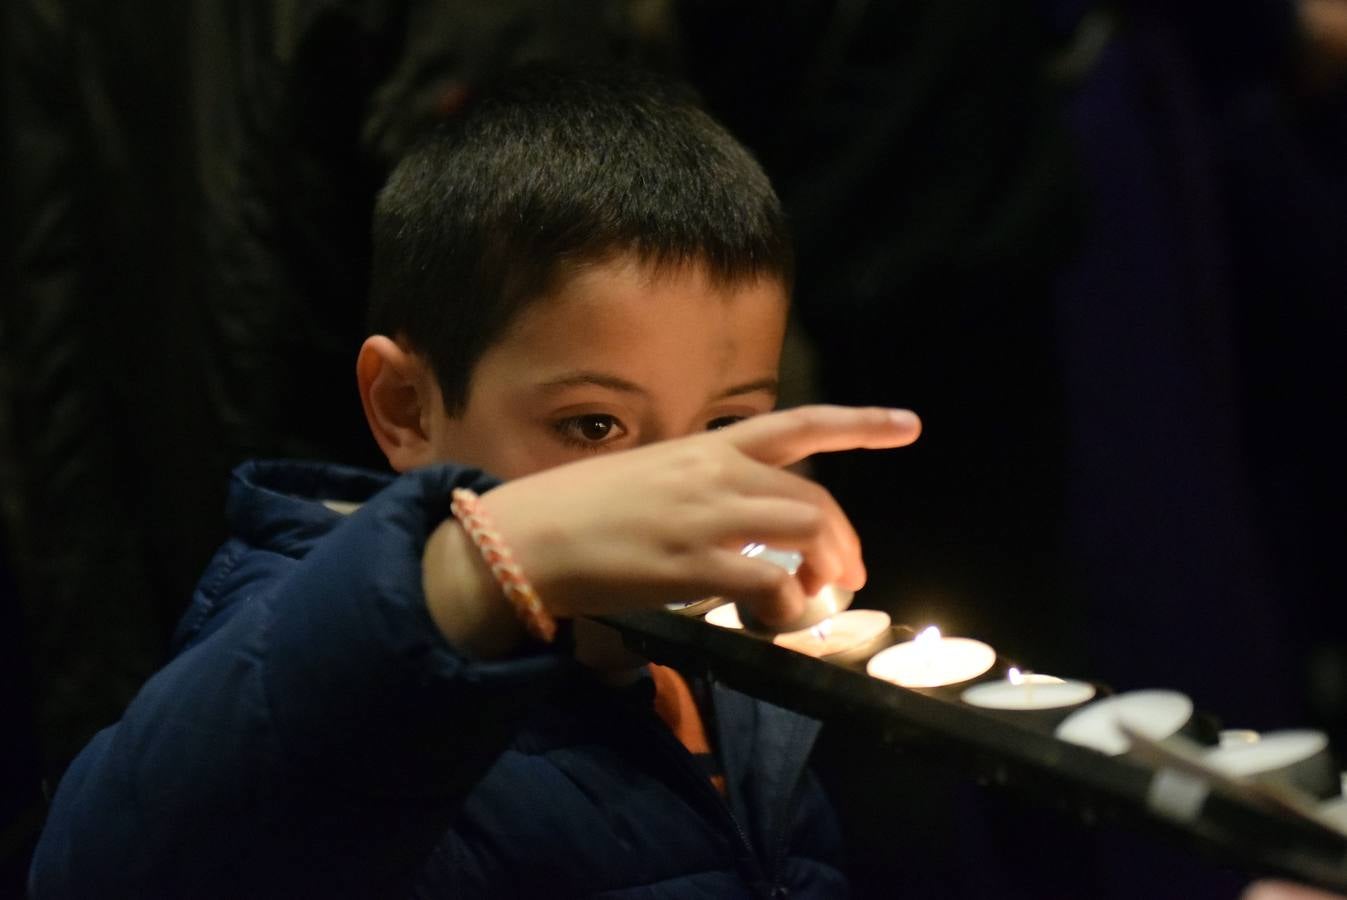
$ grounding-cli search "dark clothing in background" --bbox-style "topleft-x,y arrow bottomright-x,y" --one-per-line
684,0 -> 1340,727
1,0 -> 675,775
681,0 -> 1083,672
1223,80 -> 1347,739
2,4 -> 675,892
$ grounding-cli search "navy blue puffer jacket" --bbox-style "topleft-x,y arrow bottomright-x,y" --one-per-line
31,460 -> 848,898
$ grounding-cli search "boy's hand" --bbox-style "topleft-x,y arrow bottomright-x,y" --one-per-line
472,405 -> 919,633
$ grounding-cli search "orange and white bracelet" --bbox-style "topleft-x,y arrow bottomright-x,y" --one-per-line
449,487 -> 557,644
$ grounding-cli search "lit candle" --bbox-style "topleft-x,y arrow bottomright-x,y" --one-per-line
1202,729 -> 1337,800
704,602 -> 743,629
961,667 -> 1096,713
665,596 -> 728,616
773,609 -> 892,662
1054,690 -> 1194,756
866,626 -> 997,688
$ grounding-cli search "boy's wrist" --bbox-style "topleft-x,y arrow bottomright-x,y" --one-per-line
422,517 -> 530,660
450,487 -> 557,643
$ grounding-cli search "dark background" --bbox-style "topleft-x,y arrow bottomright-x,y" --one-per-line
3,1 -> 1346,896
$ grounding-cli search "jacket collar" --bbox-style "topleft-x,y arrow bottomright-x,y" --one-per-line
227,459 -> 396,558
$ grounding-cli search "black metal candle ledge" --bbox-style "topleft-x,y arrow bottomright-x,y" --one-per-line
597,608 -> 1347,893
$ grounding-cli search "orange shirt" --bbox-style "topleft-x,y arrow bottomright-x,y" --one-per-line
647,663 -> 726,795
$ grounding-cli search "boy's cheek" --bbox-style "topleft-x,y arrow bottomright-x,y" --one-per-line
438,431 -> 568,481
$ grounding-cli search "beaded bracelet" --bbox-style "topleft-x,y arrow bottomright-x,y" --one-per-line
449,487 -> 557,643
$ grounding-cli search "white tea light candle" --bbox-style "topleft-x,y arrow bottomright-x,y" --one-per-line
773,609 -> 891,660
681,545 -> 805,623
961,668 -> 1096,711
704,603 -> 743,629
1218,729 -> 1261,748
866,626 -> 996,688
1318,796 -> 1347,836
1202,729 -> 1336,799
736,582 -> 854,633
665,596 -> 727,616
1055,690 -> 1193,756
732,543 -> 854,632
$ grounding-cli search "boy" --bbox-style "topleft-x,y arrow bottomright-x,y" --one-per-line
30,65 -> 919,898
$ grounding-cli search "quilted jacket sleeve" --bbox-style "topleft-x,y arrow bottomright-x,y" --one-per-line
29,463 -> 572,899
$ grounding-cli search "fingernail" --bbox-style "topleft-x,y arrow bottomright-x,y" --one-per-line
890,409 -> 921,433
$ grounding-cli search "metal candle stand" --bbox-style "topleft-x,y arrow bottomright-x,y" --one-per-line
598,608 -> 1347,893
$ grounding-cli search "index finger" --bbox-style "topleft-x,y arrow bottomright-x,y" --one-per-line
720,405 -> 921,468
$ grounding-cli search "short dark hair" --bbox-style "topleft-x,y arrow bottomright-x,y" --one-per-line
368,64 -> 793,414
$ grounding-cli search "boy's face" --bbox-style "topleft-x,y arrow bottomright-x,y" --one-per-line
426,255 -> 788,479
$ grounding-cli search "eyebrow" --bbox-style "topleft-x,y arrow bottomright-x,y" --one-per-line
713,377 -> 779,400
536,372 -> 779,400
536,372 -> 649,396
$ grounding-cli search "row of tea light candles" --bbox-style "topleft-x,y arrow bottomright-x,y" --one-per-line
703,600 -> 1097,706
695,599 -> 1347,823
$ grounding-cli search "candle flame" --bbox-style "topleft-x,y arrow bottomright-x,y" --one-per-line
1007,667 -> 1024,686
915,625 -> 942,645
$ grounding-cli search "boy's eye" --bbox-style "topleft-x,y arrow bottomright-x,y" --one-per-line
554,414 -> 627,448
706,415 -> 747,432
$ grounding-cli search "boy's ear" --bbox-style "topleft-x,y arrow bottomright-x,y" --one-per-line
356,335 -> 443,472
